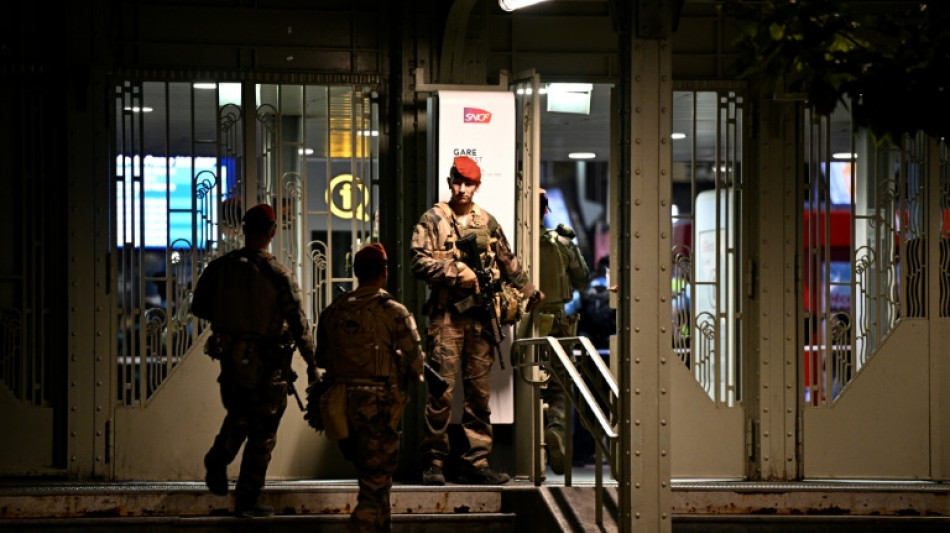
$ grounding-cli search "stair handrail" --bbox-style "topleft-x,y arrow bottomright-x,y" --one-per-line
513,335 -> 617,438
511,335 -> 619,528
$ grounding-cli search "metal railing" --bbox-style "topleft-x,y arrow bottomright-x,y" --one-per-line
511,335 -> 618,528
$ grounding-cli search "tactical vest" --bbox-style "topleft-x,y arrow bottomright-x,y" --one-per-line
325,292 -> 397,381
539,229 -> 572,304
428,202 -> 500,313
436,202 -> 494,265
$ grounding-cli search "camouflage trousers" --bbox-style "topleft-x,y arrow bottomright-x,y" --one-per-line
205,368 -> 288,508
340,386 -> 403,533
421,311 -> 494,470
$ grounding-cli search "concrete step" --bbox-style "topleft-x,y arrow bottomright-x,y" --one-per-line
0,481 -> 509,519
0,513 -> 519,532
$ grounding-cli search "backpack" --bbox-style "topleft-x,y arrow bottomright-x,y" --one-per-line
325,292 -> 394,380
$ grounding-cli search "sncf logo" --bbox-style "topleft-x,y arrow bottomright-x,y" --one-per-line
463,107 -> 492,124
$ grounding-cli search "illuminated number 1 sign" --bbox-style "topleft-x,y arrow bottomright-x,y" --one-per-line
326,174 -> 369,221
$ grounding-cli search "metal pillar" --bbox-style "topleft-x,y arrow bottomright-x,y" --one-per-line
616,11 -> 674,532
754,99 -> 801,479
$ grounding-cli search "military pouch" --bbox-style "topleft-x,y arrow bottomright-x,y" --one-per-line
226,338 -> 263,389
319,383 -> 349,440
563,313 -> 580,336
453,294 -> 477,314
538,312 -> 556,337
497,283 -> 524,325
304,379 -> 329,432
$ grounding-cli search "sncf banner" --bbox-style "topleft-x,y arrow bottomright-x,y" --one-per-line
433,90 -> 516,424
436,91 -> 516,236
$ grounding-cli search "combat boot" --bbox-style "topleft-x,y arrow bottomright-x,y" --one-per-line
422,465 -> 445,486
235,502 -> 274,518
545,427 -> 567,475
203,453 -> 228,496
458,465 -> 510,485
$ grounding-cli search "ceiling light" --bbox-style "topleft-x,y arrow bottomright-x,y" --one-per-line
193,83 -> 217,90
498,0 -> 550,11
298,148 -> 314,156
569,152 -> 596,160
123,106 -> 153,113
546,83 -> 593,94
671,132 -> 687,140
832,152 -> 858,160
547,83 -> 592,114
357,130 -> 379,137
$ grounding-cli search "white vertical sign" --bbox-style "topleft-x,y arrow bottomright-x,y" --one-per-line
437,91 -> 516,235
436,90 -> 517,424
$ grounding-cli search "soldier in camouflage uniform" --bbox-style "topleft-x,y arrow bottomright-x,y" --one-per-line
191,203 -> 316,518
537,189 -> 590,475
315,242 -> 424,533
411,156 -> 543,485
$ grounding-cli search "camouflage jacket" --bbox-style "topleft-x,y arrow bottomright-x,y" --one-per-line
410,202 -> 535,315
192,247 -> 315,366
315,286 -> 423,391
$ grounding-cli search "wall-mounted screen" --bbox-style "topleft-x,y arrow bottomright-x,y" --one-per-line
829,160 -> 854,205
116,155 -> 223,248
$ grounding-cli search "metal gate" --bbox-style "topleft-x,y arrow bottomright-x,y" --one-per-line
669,88 -> 747,478
108,79 -> 377,479
0,75 -> 62,475
801,103 -> 948,478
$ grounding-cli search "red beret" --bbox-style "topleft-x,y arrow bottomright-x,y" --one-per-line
451,156 -> 481,184
354,242 -> 387,266
243,204 -> 276,232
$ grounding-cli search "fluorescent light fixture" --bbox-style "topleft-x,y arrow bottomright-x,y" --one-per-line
569,152 -> 596,160
832,152 -> 858,160
498,0 -> 550,11
671,132 -> 687,140
298,148 -> 314,156
218,83 -> 242,107
193,82 -> 217,90
547,83 -> 593,94
123,106 -> 153,113
546,83 -> 593,115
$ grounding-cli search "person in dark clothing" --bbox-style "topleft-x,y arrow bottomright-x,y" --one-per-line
191,203 -> 316,518
313,242 -> 424,533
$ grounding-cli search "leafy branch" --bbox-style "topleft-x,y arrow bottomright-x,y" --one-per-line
719,0 -> 950,143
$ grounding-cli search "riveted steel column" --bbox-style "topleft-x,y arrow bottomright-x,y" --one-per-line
753,98 -> 801,479
929,137 -> 950,481
68,72 -> 111,478
617,24 -> 673,533
67,77 -> 95,478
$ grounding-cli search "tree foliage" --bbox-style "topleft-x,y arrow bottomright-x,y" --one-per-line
719,0 -> 950,143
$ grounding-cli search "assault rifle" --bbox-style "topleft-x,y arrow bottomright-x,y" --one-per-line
287,370 -> 306,411
397,347 -> 449,398
453,232 -> 506,364
424,362 -> 450,398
